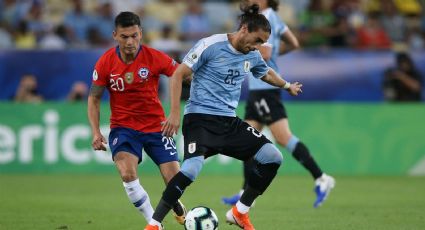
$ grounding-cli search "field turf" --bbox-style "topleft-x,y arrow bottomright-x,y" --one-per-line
0,174 -> 424,230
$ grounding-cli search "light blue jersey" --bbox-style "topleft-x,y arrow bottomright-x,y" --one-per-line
183,34 -> 269,117
249,8 -> 288,90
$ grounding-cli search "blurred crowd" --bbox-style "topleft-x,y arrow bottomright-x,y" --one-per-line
2,0 -> 424,103
0,0 -> 424,52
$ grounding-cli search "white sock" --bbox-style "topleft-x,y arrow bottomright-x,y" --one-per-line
123,179 -> 154,222
315,173 -> 327,185
148,219 -> 162,227
236,201 -> 250,214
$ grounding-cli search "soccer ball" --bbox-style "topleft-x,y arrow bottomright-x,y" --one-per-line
184,206 -> 219,230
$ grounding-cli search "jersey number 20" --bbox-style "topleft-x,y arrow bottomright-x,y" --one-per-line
110,78 -> 125,91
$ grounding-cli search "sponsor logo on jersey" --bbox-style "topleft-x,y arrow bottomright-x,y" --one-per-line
191,53 -> 198,60
244,61 -> 250,72
138,67 -> 149,80
92,70 -> 98,81
125,72 -> 134,84
188,142 -> 196,154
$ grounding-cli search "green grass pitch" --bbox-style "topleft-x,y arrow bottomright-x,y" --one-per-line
0,174 -> 424,230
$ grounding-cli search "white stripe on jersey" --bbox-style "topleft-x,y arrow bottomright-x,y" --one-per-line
183,34 -> 228,69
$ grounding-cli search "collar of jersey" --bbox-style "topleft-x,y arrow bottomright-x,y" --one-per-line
115,45 -> 142,63
227,43 -> 243,54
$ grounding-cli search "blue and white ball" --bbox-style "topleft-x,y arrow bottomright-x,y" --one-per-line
184,206 -> 218,230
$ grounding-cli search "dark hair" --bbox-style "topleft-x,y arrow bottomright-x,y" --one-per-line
238,4 -> 271,33
240,0 -> 279,12
267,0 -> 279,11
114,11 -> 141,28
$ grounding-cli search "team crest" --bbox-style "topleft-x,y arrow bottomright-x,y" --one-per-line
188,142 -> 197,154
244,61 -> 251,72
191,53 -> 197,60
138,67 -> 149,80
125,72 -> 134,84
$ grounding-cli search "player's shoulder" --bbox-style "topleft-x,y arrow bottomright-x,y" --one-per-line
140,44 -> 171,59
263,8 -> 283,24
191,34 -> 228,56
200,34 -> 228,49
97,47 -> 117,63
101,47 -> 117,58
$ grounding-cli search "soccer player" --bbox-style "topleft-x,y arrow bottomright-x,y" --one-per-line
87,12 -> 186,225
144,5 -> 302,230
222,0 -> 335,208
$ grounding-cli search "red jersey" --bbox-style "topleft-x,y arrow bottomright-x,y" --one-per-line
92,45 -> 178,133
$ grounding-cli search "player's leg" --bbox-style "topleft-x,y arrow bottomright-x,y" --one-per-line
110,128 -> 155,222
145,156 -> 204,229
244,119 -> 264,191
269,118 -> 323,179
145,114 -> 212,229
144,134 -> 187,224
113,152 -> 155,222
226,144 -> 282,230
223,118 -> 282,229
243,120 -> 263,190
221,90 -> 265,206
222,119 -> 262,205
269,118 -> 335,207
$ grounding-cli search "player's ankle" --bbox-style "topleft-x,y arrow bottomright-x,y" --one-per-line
148,219 -> 161,227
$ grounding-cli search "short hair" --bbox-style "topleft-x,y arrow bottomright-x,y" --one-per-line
114,11 -> 141,28
238,4 -> 271,34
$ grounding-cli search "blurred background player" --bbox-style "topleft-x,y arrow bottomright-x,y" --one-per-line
222,0 -> 335,208
87,11 -> 186,226
145,4 -> 302,230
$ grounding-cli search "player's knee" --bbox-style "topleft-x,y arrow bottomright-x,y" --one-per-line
277,132 -> 293,147
120,171 -> 138,182
180,156 -> 205,181
284,135 -> 299,153
254,143 -> 283,165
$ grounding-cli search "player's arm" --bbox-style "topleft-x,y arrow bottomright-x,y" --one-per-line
279,29 -> 300,55
393,70 -> 422,92
258,44 -> 272,61
87,84 -> 107,151
162,64 -> 193,137
261,68 -> 302,96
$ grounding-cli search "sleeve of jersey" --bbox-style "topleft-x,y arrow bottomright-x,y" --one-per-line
158,51 -> 179,77
182,39 -> 211,72
278,18 -> 289,36
251,52 -> 270,79
92,56 -> 108,86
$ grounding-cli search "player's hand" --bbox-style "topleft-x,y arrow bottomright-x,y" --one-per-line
287,82 -> 303,96
92,133 -> 107,151
162,113 -> 180,137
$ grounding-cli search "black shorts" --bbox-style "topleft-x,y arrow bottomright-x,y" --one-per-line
244,89 -> 287,125
182,113 -> 272,161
